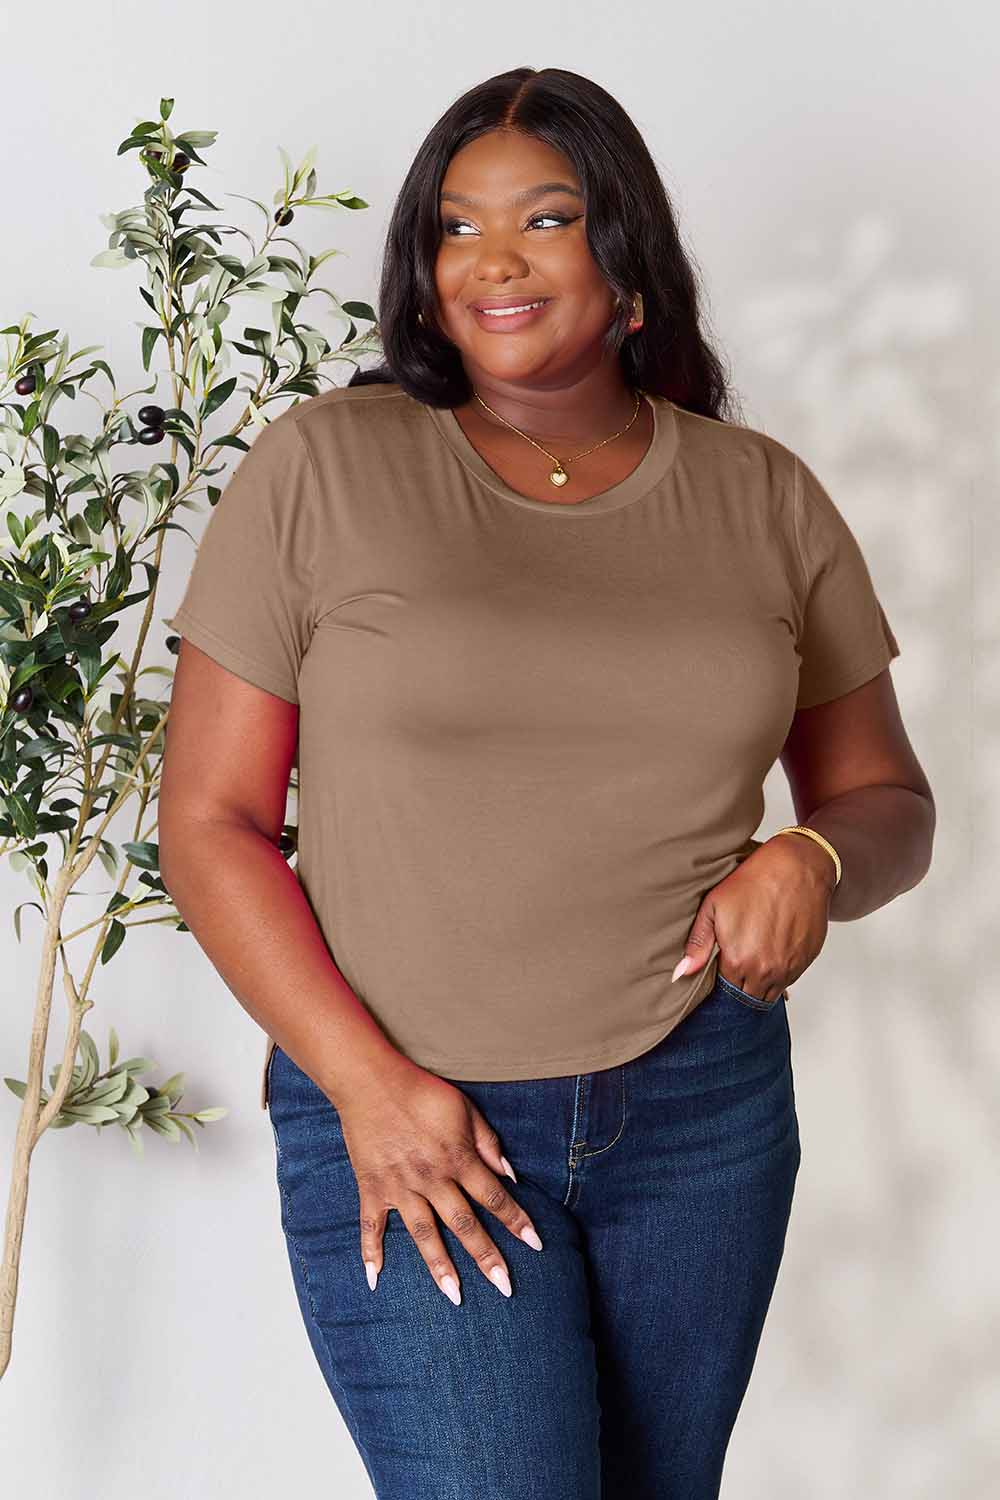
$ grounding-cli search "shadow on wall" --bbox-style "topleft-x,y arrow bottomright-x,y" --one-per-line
730,210 -> 996,1497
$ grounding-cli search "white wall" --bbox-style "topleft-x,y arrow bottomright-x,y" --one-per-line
1,2 -> 995,1495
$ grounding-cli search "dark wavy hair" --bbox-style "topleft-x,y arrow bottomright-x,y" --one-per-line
348,66 -> 744,424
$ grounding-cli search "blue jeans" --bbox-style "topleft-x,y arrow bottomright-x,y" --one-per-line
266,973 -> 802,1498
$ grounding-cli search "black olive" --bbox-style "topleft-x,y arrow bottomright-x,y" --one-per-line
15,373 -> 37,395
275,207 -> 294,226
137,426 -> 165,445
137,404 -> 165,426
10,686 -> 34,712
67,601 -> 91,622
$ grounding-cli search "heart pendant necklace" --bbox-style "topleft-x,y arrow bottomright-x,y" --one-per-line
472,387 -> 644,488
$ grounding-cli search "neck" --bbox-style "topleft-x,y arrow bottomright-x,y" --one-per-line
463,369 -> 640,444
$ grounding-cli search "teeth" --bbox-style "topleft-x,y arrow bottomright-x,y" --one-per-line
480,300 -> 546,317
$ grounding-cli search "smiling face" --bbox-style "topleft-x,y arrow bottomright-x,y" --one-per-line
433,129 -> 621,393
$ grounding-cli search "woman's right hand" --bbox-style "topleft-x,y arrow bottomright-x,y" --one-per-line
334,1057 -> 545,1305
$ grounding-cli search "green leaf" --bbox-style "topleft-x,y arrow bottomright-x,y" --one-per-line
157,461 -> 180,497
78,1030 -> 100,1087
8,793 -> 37,840
13,901 -> 45,942
192,1106 -> 229,1122
199,377 -> 236,421
122,839 -> 159,871
88,732 -> 142,751
90,248 -> 132,269
100,918 -> 126,964
19,737 -> 64,762
157,1072 -> 185,1105
141,326 -> 161,371
41,423 -> 60,468
87,1073 -> 131,1106
119,1057 -> 158,1076
58,1103 -> 121,1124
242,285 -> 288,304
340,300 -> 376,322
183,186 -> 223,212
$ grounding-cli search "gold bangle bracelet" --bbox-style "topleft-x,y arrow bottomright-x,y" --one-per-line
772,824 -> 842,887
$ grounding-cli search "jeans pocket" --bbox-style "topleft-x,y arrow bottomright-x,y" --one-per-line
715,971 -> 785,1012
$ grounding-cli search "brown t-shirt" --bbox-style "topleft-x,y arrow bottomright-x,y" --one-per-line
166,382 -> 900,1108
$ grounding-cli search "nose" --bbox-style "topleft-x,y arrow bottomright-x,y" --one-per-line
470,240 -> 532,284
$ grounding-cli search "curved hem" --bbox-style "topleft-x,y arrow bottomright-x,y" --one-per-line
379,961 -> 721,1082
258,962 -> 723,1104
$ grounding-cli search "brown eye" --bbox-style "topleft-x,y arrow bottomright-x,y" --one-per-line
441,213 -> 576,236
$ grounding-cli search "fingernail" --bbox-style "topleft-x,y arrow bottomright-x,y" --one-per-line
439,1274 -> 461,1306
490,1265 -> 512,1297
520,1225 -> 543,1251
671,955 -> 693,982
365,1260 -> 378,1291
500,1155 -> 517,1182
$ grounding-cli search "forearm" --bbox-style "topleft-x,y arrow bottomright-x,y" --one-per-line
160,819 -> 410,1107
769,784 -> 935,921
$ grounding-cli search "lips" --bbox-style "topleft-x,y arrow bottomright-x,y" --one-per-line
469,297 -> 553,332
471,296 -> 551,312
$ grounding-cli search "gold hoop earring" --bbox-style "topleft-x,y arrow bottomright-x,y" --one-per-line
616,292 -> 643,333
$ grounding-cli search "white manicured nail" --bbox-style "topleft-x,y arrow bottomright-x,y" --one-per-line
439,1274 -> 461,1305
500,1155 -> 517,1182
365,1261 -> 378,1291
672,955 -> 693,982
490,1265 -> 512,1297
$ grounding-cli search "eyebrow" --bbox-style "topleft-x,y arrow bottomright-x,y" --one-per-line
439,181 -> 583,209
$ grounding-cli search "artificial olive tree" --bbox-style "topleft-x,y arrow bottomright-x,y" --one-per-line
0,97 -> 380,1376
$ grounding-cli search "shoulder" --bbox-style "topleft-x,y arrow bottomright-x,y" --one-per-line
288,380 -> 423,452
669,401 -> 799,496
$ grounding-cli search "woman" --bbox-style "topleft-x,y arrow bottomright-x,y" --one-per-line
161,66 -> 934,1499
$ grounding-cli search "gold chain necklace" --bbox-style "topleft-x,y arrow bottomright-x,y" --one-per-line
472,387 -> 645,488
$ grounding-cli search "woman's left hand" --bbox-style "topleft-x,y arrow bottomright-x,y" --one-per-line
672,834 -> 839,1004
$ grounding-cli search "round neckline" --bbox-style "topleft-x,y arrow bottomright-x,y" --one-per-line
424,391 -> 679,516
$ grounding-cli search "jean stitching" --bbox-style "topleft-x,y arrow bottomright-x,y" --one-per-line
564,1074 -> 586,1204
568,1074 -> 586,1154
579,1067 -> 627,1158
716,972 -> 780,1011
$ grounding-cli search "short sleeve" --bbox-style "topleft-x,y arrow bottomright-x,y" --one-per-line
792,453 -> 901,710
166,407 -> 317,704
